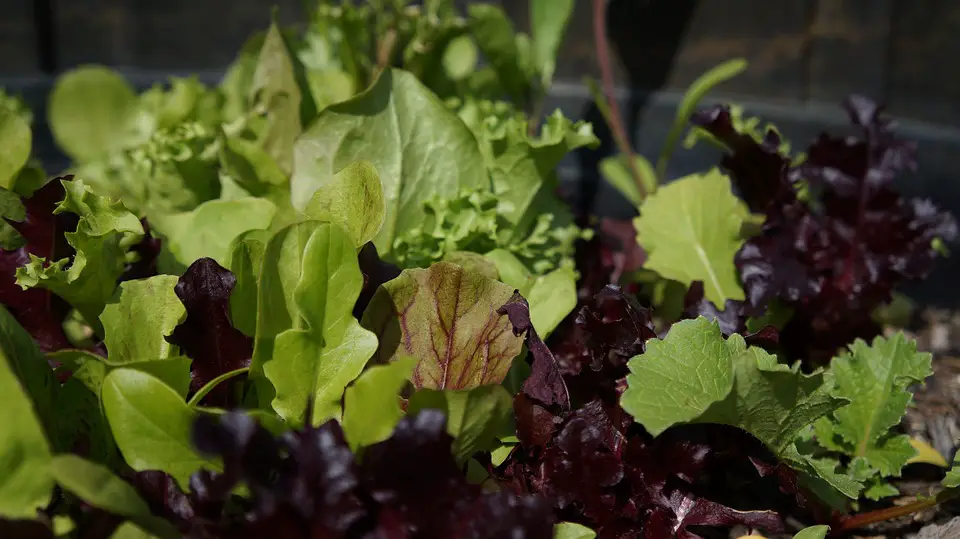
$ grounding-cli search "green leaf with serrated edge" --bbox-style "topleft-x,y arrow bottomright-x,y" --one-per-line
250,19 -> 315,174
247,221 -> 325,405
634,169 -> 747,306
622,318 -> 740,436
407,384 -> 514,465
656,58 -> 747,180
553,521 -> 597,539
0,316 -> 54,518
0,306 -> 58,448
102,368 -> 218,489
100,276 -> 185,364
264,224 -> 378,427
227,229 -> 269,337
16,179 -> 144,334
48,66 -> 140,161
361,261 -> 524,390
303,160 -> 385,248
599,154 -> 657,207
0,106 -> 30,190
342,356 -> 417,451
467,4 -> 529,106
530,0 -> 573,88
150,197 -> 276,273
815,333 -> 932,477
943,456 -> 960,488
792,525 -> 830,539
290,68 -> 487,254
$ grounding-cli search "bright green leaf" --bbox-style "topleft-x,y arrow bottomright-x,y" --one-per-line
290,68 -> 487,254
303,160 -> 385,248
226,229 -> 269,337
467,4 -> 529,105
342,356 -> 417,451
361,261 -> 524,390
553,521 -> 597,539
102,368 -> 217,489
444,251 -> 500,280
944,455 -> 960,488
100,276 -> 186,363
48,66 -> 139,161
407,384 -> 513,464
150,197 -> 276,271
792,526 -> 830,539
525,266 -> 577,337
442,36 -> 479,81
530,0 -> 574,88
264,224 -> 378,426
0,106 -> 30,190
0,315 -> 54,518
50,454 -> 150,518
634,169 -> 747,306
907,437 -> 949,468
0,306 -> 58,445
599,154 -> 657,207
186,367 -> 249,407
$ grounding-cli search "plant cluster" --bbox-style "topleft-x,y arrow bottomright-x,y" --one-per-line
0,1 -> 958,538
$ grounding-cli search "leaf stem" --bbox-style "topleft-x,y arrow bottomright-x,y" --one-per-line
833,487 -> 959,533
591,0 -> 647,199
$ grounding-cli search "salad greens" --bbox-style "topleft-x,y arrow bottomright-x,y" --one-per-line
0,1 -> 957,538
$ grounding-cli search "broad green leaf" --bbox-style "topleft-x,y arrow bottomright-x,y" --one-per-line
226,229 -> 269,337
634,169 -> 747,306
0,306 -> 58,445
599,154 -> 657,207
100,276 -> 186,363
484,248 -> 531,291
0,317 -> 54,518
944,456 -> 960,488
219,135 -> 289,195
150,197 -> 276,272
54,374 -> 119,467
407,384 -> 513,464
263,224 -> 378,426
102,369 -> 217,489
792,526 -> 830,539
444,251 -> 500,280
248,220 -> 325,404
50,454 -> 150,518
0,106 -> 30,189
52,350 -> 191,400
361,261 -> 524,390
467,4 -> 529,105
525,266 -> 577,337
250,19 -> 316,173
16,179 -> 144,333
48,66 -> 139,161
656,58 -> 748,179
530,0 -> 574,88
442,35 -> 479,81
303,160 -> 385,248
290,68 -> 487,253
553,522 -> 596,539
342,356 -> 417,451
815,333 -> 932,476
622,318 -> 740,436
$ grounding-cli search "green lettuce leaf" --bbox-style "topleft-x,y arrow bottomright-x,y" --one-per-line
341,356 -> 417,451
361,261 -> 523,390
16,178 -> 144,333
263,223 -> 377,427
226,229 -> 269,337
290,68 -> 488,254
99,276 -> 186,363
553,522 -> 596,539
945,455 -> 960,488
0,105 -> 31,190
303,160 -> 385,248
530,0 -> 574,89
634,169 -> 749,306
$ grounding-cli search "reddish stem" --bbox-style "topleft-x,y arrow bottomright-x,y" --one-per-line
592,0 -> 647,199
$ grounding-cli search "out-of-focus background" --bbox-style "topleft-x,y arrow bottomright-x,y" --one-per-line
3,0 -> 959,298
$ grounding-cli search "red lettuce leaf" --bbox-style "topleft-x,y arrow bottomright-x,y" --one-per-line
498,292 -> 570,409
166,258 -> 252,407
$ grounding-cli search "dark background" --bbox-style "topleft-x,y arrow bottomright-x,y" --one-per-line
2,0 -> 959,302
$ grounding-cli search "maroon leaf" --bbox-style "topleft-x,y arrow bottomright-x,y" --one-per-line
354,241 -> 401,320
166,258 -> 253,407
498,292 -> 570,409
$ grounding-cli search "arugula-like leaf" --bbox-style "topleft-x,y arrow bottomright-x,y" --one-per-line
0,313 -> 54,518
530,0 -> 574,89
99,276 -> 185,363
290,68 -> 487,253
263,223 -> 377,426
16,178 -> 144,333
361,261 -> 524,390
341,356 -> 417,451
102,368 -> 218,489
303,160 -> 385,248
634,169 -> 748,306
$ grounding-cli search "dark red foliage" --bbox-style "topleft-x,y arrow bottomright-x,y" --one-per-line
575,219 -> 644,302
135,410 -> 555,539
694,96 -> 957,363
354,242 -> 401,320
680,282 -> 779,349
498,292 -> 570,408
119,218 -> 162,283
0,177 -> 77,352
497,287 -> 794,538
166,258 -> 253,407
